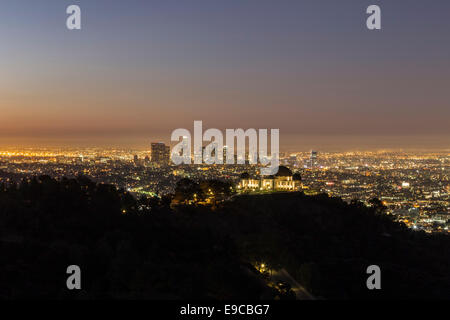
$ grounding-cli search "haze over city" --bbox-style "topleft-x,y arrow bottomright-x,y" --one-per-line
1,0 -> 449,150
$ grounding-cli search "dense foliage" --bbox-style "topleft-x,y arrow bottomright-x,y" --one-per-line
0,176 -> 449,299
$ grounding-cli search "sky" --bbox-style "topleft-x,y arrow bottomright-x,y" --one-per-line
0,0 -> 449,151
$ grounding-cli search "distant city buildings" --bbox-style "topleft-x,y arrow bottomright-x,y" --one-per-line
74,156 -> 83,165
151,142 -> 170,165
0,148 -> 448,233
309,150 -> 318,168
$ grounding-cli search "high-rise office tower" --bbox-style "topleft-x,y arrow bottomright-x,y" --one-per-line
223,145 -> 228,164
151,142 -> 170,165
310,150 -> 318,168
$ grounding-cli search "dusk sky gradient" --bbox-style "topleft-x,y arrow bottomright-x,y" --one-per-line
1,0 -> 449,150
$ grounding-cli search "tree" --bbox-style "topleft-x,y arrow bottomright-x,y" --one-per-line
369,197 -> 387,214
174,178 -> 204,204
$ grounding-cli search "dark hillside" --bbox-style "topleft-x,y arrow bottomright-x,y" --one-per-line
1,176 -> 449,299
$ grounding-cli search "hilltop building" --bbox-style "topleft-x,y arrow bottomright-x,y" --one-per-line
237,166 -> 302,192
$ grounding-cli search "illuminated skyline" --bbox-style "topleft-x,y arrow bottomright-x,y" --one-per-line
1,0 -> 449,150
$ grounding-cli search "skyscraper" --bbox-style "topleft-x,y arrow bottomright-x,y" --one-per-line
144,155 -> 150,167
309,150 -> 318,168
151,142 -> 170,165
